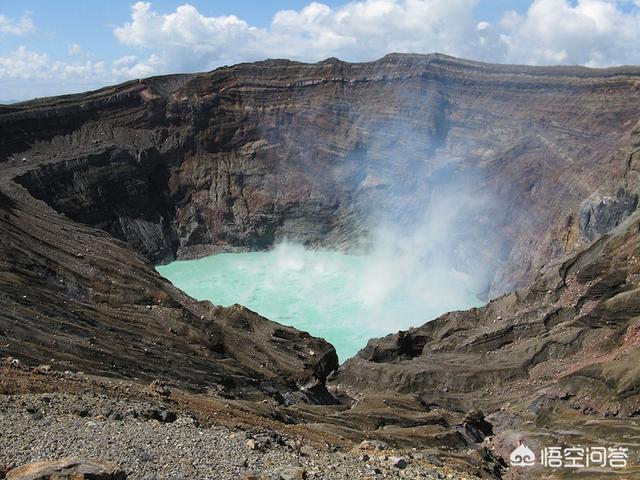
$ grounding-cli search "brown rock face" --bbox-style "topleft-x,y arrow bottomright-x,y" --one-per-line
6,457 -> 126,480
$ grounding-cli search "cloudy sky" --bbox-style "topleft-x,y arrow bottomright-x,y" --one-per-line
1,0 -> 640,101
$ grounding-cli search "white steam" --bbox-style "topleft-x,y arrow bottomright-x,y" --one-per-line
159,180 -> 490,361
357,192 -> 484,326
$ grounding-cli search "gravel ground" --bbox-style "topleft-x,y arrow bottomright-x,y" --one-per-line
0,393 -> 467,480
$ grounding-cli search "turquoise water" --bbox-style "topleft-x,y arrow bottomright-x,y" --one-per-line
157,243 -> 482,362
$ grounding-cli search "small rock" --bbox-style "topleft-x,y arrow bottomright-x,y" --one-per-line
285,439 -> 300,452
142,408 -> 176,423
74,407 -> 90,418
30,411 -> 44,421
108,411 -> 123,421
148,379 -> 170,397
424,454 -> 443,467
299,445 -> 315,457
252,434 -> 274,449
358,440 -> 388,450
245,439 -> 257,450
160,409 -> 177,423
6,358 -> 21,367
389,457 -> 408,469
277,467 -> 306,480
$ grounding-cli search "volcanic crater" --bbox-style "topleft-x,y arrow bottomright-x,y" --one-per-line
2,53 -> 640,479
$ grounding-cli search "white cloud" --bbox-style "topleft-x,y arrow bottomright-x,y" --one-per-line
113,2 -> 257,70
0,46 -> 108,81
110,0 -> 640,75
0,13 -> 35,36
2,1 -> 640,100
499,0 -> 640,67
111,1 -> 485,71
0,47 -> 157,99
0,44 -> 167,99
111,53 -> 161,78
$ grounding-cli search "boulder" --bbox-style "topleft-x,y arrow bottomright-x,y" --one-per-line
6,457 -> 126,480
389,457 -> 408,469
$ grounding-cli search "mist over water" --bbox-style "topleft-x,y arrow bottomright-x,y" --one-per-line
159,154 -> 498,362
158,239 -> 483,362
160,115 -> 503,361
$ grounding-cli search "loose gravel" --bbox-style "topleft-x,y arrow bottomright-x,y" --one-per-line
0,393 -> 467,479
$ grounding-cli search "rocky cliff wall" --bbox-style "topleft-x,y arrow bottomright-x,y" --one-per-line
3,54 -> 640,298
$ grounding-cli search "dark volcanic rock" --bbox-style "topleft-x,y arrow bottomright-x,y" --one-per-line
578,187 -> 638,241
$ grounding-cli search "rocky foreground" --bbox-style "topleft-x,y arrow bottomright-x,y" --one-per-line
0,362 -> 488,480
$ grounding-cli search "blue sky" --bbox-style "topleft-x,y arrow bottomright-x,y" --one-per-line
1,0 -> 640,100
